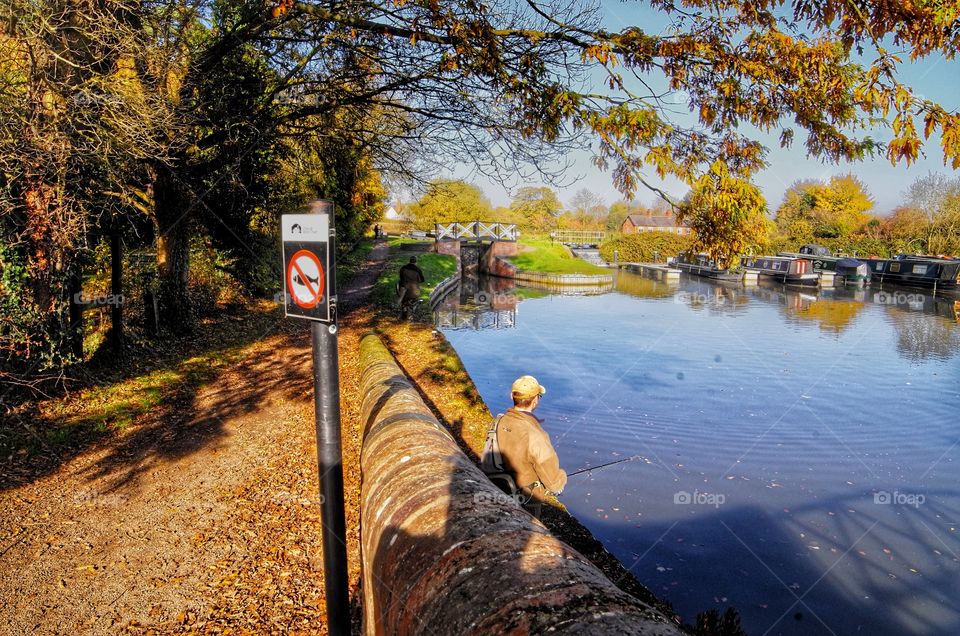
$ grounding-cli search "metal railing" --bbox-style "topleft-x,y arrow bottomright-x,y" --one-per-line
550,230 -> 606,246
435,221 -> 517,241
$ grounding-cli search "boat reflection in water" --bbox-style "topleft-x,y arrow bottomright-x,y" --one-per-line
747,279 -> 960,359
670,277 -> 751,316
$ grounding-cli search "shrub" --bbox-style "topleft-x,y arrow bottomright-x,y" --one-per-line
599,232 -> 693,263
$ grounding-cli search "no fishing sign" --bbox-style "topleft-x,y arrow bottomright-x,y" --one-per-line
281,207 -> 335,322
280,202 -> 349,635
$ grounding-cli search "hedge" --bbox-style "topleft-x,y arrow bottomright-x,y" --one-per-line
599,232 -> 693,263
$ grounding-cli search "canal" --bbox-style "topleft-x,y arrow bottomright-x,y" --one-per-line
435,270 -> 960,636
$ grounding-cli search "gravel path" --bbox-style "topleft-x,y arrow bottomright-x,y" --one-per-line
0,240 -> 394,634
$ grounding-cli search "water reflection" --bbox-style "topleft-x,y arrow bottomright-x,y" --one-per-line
440,269 -> 960,635
672,278 -> 751,315
613,268 -> 678,300
882,299 -> 960,363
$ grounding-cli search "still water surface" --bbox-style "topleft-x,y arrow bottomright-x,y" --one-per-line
437,271 -> 960,636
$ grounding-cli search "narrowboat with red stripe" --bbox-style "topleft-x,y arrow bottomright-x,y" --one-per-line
740,255 -> 820,286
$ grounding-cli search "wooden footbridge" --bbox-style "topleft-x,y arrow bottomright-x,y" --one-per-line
435,221 -> 517,242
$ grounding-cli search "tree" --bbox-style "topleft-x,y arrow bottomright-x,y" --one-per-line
682,163 -> 769,268
408,180 -> 491,229
774,175 -> 873,240
569,189 -> 606,218
606,202 -> 630,234
0,0 -> 170,372
903,173 -> 960,255
510,186 -> 562,233
7,0 -> 960,373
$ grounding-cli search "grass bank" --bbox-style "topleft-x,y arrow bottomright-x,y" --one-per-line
511,238 -> 609,274
370,239 -> 458,307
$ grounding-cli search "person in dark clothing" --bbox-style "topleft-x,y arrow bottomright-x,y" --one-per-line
397,256 -> 425,316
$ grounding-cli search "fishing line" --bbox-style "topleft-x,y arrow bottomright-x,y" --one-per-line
568,454 -> 645,477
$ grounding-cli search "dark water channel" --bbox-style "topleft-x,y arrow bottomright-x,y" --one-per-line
435,270 -> 960,636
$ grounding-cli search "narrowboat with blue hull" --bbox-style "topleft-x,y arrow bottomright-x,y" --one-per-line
671,252 -> 741,282
865,255 -> 960,294
741,255 -> 820,286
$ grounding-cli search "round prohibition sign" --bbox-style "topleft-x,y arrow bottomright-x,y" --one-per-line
286,249 -> 325,310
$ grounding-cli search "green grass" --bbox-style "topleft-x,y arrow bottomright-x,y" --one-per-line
510,238 -> 609,275
372,251 -> 458,308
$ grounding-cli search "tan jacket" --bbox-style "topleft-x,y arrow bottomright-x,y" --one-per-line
497,408 -> 567,500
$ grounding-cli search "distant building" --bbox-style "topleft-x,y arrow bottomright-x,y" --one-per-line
621,212 -> 691,236
384,206 -> 403,220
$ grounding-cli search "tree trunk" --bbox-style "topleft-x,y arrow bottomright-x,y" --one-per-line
153,165 -> 194,329
24,174 -> 84,364
109,229 -> 124,351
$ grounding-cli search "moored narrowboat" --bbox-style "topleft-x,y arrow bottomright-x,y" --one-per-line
835,258 -> 871,286
865,255 -> 960,292
740,255 -> 820,286
672,252 -> 741,281
777,244 -> 843,273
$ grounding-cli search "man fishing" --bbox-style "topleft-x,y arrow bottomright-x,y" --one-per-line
496,375 -> 567,519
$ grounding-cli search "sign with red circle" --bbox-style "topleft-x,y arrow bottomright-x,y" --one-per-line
286,249 -> 325,309
281,211 -> 333,322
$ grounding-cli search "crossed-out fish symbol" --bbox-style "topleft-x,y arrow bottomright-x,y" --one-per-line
293,272 -> 320,287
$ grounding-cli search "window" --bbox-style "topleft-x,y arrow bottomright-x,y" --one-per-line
912,264 -> 927,274
890,263 -> 901,273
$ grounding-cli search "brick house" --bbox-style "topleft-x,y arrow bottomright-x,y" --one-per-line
620,212 -> 692,236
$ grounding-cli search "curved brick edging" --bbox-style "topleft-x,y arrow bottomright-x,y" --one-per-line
428,274 -> 459,308
358,334 -> 683,636
485,254 -> 613,286
508,266 -> 614,286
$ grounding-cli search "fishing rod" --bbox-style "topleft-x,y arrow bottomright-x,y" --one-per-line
569,454 -> 644,477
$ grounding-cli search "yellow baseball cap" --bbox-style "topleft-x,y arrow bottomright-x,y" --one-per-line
511,375 -> 546,399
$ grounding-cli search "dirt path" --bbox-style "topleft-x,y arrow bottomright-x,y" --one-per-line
0,241 -> 393,634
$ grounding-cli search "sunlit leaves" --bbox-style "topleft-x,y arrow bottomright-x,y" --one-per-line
679,162 -> 768,268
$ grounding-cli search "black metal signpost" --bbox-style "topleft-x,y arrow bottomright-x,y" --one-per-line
281,200 -> 349,635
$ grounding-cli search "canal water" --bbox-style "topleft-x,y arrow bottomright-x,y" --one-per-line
435,271 -> 960,636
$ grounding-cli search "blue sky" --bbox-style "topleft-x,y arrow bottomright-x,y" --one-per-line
451,2 -> 960,216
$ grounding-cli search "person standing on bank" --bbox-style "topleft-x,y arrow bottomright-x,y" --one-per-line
397,256 -> 425,316
497,375 -> 567,519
